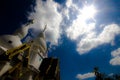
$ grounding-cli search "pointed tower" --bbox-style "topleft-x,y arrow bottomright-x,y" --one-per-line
0,22 -> 60,80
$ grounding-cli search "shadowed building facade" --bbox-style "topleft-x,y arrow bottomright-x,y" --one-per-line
0,23 -> 60,80
39,58 -> 60,80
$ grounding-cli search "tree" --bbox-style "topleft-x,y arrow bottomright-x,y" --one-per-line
94,67 -> 120,80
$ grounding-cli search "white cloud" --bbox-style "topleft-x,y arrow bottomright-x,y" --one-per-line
66,16 -> 96,40
66,13 -> 120,54
28,0 -> 62,45
110,48 -> 120,65
27,0 -> 120,54
111,48 -> 120,57
76,24 -> 120,54
110,56 -> 120,65
64,0 -> 120,54
66,0 -> 72,8
76,72 -> 95,80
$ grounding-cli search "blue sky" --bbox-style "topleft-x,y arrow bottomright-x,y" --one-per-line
1,0 -> 120,80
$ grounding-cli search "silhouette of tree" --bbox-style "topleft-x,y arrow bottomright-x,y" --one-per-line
94,67 -> 103,80
93,67 -> 120,80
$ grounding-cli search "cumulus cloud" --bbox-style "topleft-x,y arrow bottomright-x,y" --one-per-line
77,24 -> 120,54
64,0 -> 120,54
66,0 -> 72,8
63,0 -> 120,54
28,0 -> 62,45
76,72 -> 95,80
27,0 -> 120,54
66,14 -> 120,54
110,48 -> 120,65
66,18 -> 96,40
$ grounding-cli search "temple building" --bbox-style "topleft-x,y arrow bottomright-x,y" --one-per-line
0,21 -> 60,80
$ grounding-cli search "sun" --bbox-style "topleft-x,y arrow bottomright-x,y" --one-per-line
80,5 -> 96,20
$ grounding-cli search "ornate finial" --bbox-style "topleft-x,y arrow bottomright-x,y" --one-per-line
42,24 -> 47,32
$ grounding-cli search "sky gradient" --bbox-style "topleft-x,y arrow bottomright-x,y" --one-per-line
0,0 -> 120,80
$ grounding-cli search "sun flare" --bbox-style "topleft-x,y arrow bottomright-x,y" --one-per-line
80,5 -> 96,20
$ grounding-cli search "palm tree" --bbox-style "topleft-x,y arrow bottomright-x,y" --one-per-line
94,67 -> 103,80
